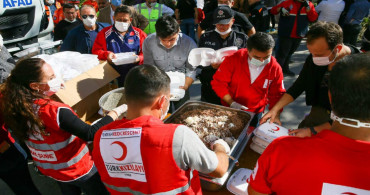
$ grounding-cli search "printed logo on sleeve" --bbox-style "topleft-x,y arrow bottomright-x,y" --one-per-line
29,147 -> 57,161
100,128 -> 146,182
322,183 -> 370,195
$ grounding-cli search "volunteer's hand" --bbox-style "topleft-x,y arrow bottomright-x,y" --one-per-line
211,62 -> 221,69
211,139 -> 231,154
135,55 -> 140,63
280,7 -> 290,16
179,85 -> 188,90
289,128 -> 311,138
107,52 -> 117,64
109,104 -> 128,120
260,109 -> 282,125
230,102 -> 248,110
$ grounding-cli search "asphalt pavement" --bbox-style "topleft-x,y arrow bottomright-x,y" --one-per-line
0,37 -> 312,195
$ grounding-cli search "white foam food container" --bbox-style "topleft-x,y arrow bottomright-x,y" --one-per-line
253,123 -> 290,143
250,142 -> 265,155
170,88 -> 185,101
213,46 -> 238,64
112,52 -> 137,65
227,168 -> 253,195
188,48 -> 216,67
252,136 -> 269,149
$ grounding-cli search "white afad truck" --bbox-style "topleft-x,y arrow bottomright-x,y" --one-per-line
1,0 -> 60,55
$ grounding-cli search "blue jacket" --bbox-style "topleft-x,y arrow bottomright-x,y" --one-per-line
60,22 -> 110,54
344,0 -> 370,25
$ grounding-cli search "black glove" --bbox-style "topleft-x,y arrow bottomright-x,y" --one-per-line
302,0 -> 309,7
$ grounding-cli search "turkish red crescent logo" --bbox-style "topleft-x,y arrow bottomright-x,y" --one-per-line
111,141 -> 127,161
271,126 -> 280,131
341,193 -> 358,195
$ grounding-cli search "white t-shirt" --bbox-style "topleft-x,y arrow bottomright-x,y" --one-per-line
315,0 -> 345,24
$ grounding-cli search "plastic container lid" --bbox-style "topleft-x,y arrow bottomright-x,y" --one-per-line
112,52 -> 137,65
250,142 -> 265,155
213,46 -> 238,64
227,168 -> 253,195
253,123 -> 290,143
252,136 -> 269,149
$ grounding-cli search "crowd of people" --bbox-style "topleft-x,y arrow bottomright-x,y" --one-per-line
0,0 -> 370,194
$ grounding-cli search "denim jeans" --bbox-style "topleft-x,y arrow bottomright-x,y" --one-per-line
180,18 -> 196,41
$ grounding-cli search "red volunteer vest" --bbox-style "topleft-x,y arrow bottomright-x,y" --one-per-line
93,115 -> 202,195
25,99 -> 94,182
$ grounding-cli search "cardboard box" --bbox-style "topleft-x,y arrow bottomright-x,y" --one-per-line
54,61 -> 120,121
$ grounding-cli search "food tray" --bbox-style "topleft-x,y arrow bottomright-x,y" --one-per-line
164,101 -> 254,190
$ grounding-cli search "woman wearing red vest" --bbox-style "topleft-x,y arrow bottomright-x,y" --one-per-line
0,58 -> 126,195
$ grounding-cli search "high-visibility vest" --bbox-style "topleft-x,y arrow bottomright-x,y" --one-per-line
25,99 -> 94,182
93,115 -> 202,194
137,3 -> 162,35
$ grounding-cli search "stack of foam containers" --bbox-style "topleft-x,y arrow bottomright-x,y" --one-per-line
250,123 -> 290,154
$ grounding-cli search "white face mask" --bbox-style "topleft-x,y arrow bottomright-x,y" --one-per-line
47,0 -> 55,4
330,112 -> 370,128
65,18 -> 77,23
160,96 -> 170,120
312,47 -> 338,66
215,27 -> 232,35
44,77 -> 64,96
218,3 -> 229,7
150,2 -> 156,7
0,34 -> 3,48
249,56 -> 270,67
159,34 -> 179,49
83,17 -> 96,27
115,21 -> 130,32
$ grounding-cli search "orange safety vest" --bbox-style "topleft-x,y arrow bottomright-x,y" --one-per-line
93,115 -> 202,194
25,99 -> 94,182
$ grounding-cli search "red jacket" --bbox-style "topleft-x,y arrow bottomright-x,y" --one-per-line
271,0 -> 318,38
93,115 -> 202,195
25,99 -> 94,182
211,49 -> 286,113
92,25 -> 146,64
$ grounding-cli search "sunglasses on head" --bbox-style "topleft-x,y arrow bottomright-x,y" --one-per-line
82,15 -> 95,19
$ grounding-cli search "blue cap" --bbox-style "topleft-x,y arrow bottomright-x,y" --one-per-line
111,0 -> 122,7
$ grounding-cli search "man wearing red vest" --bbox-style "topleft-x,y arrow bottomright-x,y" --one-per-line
211,32 -> 286,127
93,65 -> 230,194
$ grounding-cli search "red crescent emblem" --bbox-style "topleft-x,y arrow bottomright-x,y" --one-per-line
271,126 -> 280,131
111,141 -> 127,161
341,193 -> 357,195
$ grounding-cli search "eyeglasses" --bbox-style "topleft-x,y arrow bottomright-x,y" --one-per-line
81,15 -> 95,19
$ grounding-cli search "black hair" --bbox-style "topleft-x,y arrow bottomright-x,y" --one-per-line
114,5 -> 132,17
124,64 -> 170,105
63,3 -> 76,10
246,32 -> 275,52
329,53 -> 370,121
307,21 -> 343,50
155,15 -> 180,39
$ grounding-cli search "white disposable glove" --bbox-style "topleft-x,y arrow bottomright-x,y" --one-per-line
112,104 -> 128,117
281,8 -> 290,16
230,102 -> 248,110
211,139 -> 231,154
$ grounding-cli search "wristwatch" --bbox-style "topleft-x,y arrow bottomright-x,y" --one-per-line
309,126 -> 317,135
